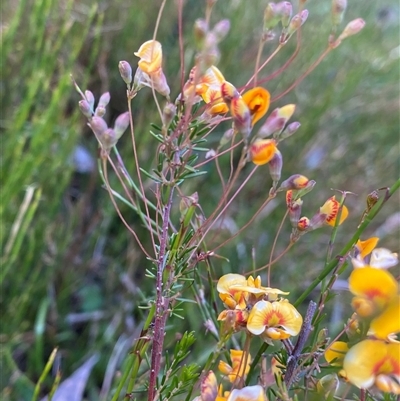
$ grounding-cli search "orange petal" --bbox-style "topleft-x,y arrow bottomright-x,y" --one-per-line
242,87 -> 270,126
356,237 -> 379,259
249,139 -> 277,165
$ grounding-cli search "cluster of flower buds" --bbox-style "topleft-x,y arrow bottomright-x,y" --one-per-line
263,1 -> 293,41
77,88 -> 130,154
193,18 -> 230,73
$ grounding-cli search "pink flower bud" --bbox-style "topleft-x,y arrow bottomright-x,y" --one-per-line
331,0 -> 347,26
280,121 -> 301,139
282,10 -> 308,43
89,116 -> 108,137
119,61 -> 132,85
264,3 -> 280,31
338,18 -> 365,41
268,148 -> 283,182
98,92 -> 111,108
85,90 -> 95,110
276,1 -> 292,28
257,108 -> 286,138
99,128 -> 117,150
289,198 -> 303,228
79,100 -> 92,118
194,19 -> 208,47
114,112 -> 130,139
213,19 -> 230,42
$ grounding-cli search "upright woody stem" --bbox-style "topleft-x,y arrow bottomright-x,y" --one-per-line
148,186 -> 175,401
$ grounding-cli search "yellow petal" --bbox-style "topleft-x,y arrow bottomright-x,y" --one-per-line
134,40 -> 163,74
242,87 -> 270,126
370,295 -> 400,339
217,274 -> 247,294
349,267 -> 398,316
249,139 -> 277,166
325,341 -> 349,366
218,360 -> 233,376
321,196 -> 348,226
247,299 -> 302,337
356,237 -> 379,259
277,104 -> 296,120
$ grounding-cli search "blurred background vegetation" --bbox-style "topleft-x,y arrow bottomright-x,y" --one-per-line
1,0 -> 399,399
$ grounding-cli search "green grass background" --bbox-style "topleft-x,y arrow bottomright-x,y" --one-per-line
1,0 -> 399,399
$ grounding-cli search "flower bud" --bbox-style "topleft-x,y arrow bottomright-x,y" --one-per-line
99,128 -> 117,150
231,96 -> 252,138
98,92 -> 111,108
278,174 -> 310,191
257,105 -> 295,138
114,111 -> 130,140
219,128 -> 234,148
221,81 -> 239,106
338,18 -> 365,41
162,103 -> 176,128
289,198 -> 303,228
264,3 -> 280,30
268,148 -> 283,182
280,121 -> 300,139
249,139 -> 277,165
95,106 -> 106,117
277,1 -> 293,28
308,211 -> 329,231
85,90 -> 95,110
194,18 -> 208,48
213,19 -> 230,42
89,116 -> 108,137
277,104 -> 296,120
331,0 -> 347,26
119,61 -> 133,85
297,216 -> 310,231
79,100 -> 92,118
282,10 -> 308,43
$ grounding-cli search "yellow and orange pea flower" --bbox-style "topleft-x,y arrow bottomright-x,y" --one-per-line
320,196 -> 348,227
248,139 -> 277,166
242,87 -> 270,126
247,299 -> 303,342
352,237 -> 398,269
218,349 -> 251,383
192,370 -> 268,401
134,40 -> 170,97
343,339 -> 400,394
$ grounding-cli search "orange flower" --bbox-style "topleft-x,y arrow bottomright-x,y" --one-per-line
343,339 -> 400,394
242,87 -> 270,126
356,237 -> 379,259
218,349 -> 251,383
247,299 -> 302,341
248,139 -> 277,165
320,196 -> 348,226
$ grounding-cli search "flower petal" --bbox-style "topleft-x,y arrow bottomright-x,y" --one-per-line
369,295 -> 400,339
226,385 -> 267,401
242,87 -> 270,126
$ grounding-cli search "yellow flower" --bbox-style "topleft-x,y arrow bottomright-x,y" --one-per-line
226,385 -> 268,401
324,341 -> 349,366
343,339 -> 400,394
247,299 -> 303,341
320,196 -> 348,227
134,40 -> 170,96
349,267 -> 398,318
369,295 -> 400,339
242,87 -> 270,126
217,274 -> 248,310
218,349 -> 251,383
248,139 -> 277,166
